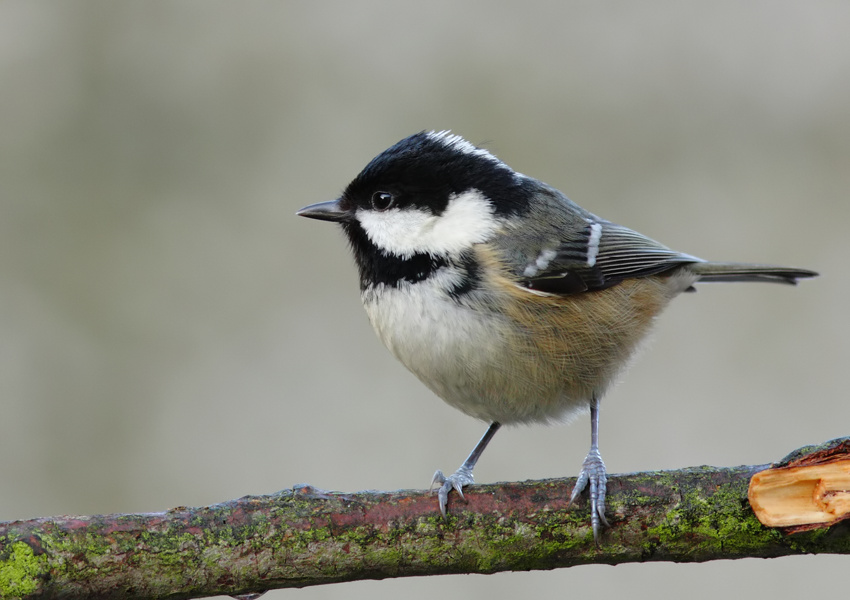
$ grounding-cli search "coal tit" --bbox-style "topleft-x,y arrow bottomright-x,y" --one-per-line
297,131 -> 817,542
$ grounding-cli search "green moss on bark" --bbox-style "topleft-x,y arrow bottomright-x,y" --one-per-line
0,541 -> 43,598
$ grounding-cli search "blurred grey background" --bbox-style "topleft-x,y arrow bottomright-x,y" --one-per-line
1,1 -> 847,598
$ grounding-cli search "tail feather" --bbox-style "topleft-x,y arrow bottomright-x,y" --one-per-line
689,262 -> 819,285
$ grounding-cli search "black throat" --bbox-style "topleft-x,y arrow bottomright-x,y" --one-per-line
342,220 -> 448,290
342,220 -> 481,297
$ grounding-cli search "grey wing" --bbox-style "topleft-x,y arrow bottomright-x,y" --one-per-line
520,219 -> 702,295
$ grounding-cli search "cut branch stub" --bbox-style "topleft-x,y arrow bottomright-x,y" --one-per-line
748,439 -> 850,532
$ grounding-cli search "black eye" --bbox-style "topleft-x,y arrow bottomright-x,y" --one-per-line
370,191 -> 395,211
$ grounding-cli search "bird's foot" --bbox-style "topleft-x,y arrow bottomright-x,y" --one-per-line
569,447 -> 610,544
430,465 -> 475,517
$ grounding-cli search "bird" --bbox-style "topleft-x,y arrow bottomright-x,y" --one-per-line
296,130 -> 817,543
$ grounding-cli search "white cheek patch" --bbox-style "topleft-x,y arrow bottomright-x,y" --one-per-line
356,189 -> 501,258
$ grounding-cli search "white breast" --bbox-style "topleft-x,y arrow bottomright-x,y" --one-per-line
361,268 -> 589,425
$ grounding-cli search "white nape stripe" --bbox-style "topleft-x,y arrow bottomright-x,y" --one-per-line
356,189 -> 500,258
586,221 -> 603,266
426,130 -> 512,171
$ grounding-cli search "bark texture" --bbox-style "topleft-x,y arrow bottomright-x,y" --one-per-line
2,438 -> 849,599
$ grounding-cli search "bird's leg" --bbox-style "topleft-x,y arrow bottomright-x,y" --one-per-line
569,396 -> 610,544
431,421 -> 501,516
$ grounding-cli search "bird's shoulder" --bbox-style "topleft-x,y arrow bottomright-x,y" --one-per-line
487,187 -> 700,295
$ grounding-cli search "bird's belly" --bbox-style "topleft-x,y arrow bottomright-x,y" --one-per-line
362,281 -> 591,424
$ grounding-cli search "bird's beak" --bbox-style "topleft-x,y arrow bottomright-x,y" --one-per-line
296,198 -> 352,223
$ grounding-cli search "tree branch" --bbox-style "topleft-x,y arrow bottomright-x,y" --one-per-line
2,438 -> 849,600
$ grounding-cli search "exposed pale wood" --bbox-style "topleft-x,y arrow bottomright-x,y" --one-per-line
749,459 -> 850,527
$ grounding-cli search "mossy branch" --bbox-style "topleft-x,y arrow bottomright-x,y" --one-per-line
2,438 -> 849,600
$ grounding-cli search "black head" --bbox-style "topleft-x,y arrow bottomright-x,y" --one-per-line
297,131 -> 536,289
339,131 -> 532,218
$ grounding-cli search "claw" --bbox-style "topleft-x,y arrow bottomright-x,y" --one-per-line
430,466 -> 474,517
429,422 -> 501,518
569,447 -> 609,544
430,470 -> 446,490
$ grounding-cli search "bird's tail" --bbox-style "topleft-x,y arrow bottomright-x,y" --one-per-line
689,262 -> 818,285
